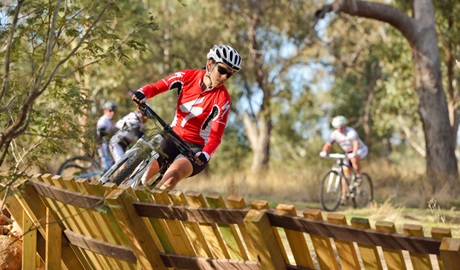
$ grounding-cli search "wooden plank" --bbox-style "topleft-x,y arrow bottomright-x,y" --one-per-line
72,178 -> 134,270
152,189 -> 196,257
105,186 -> 167,269
207,194 -> 247,260
133,188 -> 171,253
13,177 -> 88,270
375,221 -> 407,270
227,195 -> 255,260
169,190 -> 212,258
276,204 -> 314,268
431,227 -> 451,270
327,213 -> 360,270
302,208 -> 339,270
439,238 -> 460,270
44,174 -> 111,269
351,217 -> 383,270
244,209 -> 286,270
266,210 -> 442,255
46,207 -> 62,270
403,224 -> 432,270
22,209 -> 37,270
187,191 -> 230,259
250,200 -> 289,263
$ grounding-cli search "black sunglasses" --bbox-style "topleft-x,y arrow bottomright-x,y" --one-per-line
216,65 -> 234,78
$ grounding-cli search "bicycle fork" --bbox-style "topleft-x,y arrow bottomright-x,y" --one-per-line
327,166 -> 342,193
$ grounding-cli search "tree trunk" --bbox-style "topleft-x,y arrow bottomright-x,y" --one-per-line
243,112 -> 271,174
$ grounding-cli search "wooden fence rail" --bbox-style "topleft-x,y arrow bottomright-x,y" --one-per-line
2,173 -> 460,270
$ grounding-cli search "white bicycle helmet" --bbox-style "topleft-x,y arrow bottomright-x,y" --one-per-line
102,101 -> 117,111
207,45 -> 242,72
331,115 -> 347,128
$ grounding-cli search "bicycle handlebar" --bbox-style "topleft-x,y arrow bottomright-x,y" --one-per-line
327,153 -> 347,159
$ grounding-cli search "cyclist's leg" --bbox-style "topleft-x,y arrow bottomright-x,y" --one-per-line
157,158 -> 193,190
349,148 -> 368,177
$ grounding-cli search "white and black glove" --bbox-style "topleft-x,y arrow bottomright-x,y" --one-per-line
132,89 -> 146,103
319,151 -> 327,158
194,151 -> 210,166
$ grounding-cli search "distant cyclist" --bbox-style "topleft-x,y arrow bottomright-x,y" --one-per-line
132,44 -> 242,190
319,115 -> 368,203
109,106 -> 148,163
96,101 -> 118,170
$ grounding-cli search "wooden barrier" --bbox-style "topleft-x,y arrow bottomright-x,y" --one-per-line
3,174 -> 460,270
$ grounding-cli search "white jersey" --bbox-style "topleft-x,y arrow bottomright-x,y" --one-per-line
97,115 -> 116,133
329,127 -> 367,153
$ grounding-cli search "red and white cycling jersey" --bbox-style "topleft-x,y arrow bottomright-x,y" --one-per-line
139,69 -> 231,156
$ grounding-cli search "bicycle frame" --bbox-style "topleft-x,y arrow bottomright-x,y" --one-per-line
99,97 -> 195,187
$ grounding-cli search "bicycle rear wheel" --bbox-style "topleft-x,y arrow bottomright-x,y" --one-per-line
320,170 -> 343,212
57,156 -> 102,181
352,172 -> 373,209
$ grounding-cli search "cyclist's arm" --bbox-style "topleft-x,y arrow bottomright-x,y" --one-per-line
321,141 -> 333,152
138,71 -> 188,99
202,100 -> 231,157
352,139 -> 359,156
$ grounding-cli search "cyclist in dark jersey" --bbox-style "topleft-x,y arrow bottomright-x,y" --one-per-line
132,44 -> 242,190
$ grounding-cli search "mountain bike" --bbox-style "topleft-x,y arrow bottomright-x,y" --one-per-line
320,153 -> 373,212
56,155 -> 105,182
98,97 -> 196,188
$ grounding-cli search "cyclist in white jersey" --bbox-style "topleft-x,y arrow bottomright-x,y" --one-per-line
319,115 -> 368,203
96,101 -> 118,170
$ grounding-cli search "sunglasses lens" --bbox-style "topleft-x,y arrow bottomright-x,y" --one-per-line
217,65 -> 233,78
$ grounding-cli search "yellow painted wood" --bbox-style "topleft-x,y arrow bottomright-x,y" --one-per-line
303,208 -> 339,270
431,227 -> 451,270
327,213 -> 360,270
22,209 -> 37,270
250,200 -> 289,263
276,204 -> 314,268
206,194 -> 247,260
375,221 -> 407,270
351,217 -> 383,270
14,177 -> 88,270
133,188 -> 170,254
153,190 -> 196,256
45,175 -> 110,269
403,224 -> 432,270
186,191 -> 230,259
244,209 -> 286,270
46,207 -> 62,270
169,190 -> 212,257
439,238 -> 460,270
227,195 -> 256,260
106,187 -> 167,269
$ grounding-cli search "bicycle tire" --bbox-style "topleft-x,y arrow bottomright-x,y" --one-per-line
112,151 -> 150,186
320,170 -> 343,212
352,172 -> 373,209
57,156 -> 101,181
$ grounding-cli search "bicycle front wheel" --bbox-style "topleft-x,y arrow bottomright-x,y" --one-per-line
320,170 -> 343,212
352,172 -> 373,209
57,156 -> 102,181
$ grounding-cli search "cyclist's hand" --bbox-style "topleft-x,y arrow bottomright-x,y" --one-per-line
132,89 -> 146,103
194,151 -> 210,166
319,151 -> 327,158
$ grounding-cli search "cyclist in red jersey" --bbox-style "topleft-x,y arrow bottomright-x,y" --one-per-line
132,44 -> 242,190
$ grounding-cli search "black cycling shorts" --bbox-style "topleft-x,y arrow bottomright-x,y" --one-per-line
156,136 -> 206,177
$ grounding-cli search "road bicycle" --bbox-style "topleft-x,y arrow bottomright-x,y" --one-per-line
56,155 -> 105,182
98,97 -> 196,188
320,153 -> 373,212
